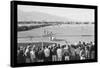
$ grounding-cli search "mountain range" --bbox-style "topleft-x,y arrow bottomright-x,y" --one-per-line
18,10 -> 72,22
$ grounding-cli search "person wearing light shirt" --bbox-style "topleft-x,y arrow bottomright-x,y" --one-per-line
44,46 -> 50,61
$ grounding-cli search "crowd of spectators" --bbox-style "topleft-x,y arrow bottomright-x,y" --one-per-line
17,41 -> 95,63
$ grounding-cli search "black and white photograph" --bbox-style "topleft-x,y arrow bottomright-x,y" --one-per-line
0,0 -> 99,68
17,4 -> 96,64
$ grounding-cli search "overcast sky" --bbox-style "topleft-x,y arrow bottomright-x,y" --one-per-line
18,5 -> 94,22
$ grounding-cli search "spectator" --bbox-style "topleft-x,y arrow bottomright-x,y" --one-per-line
44,46 -> 50,62
38,48 -> 44,62
80,48 -> 85,60
30,48 -> 36,62
24,45 -> 31,63
52,46 -> 57,61
63,45 -> 70,61
17,46 -> 25,63
57,45 -> 62,61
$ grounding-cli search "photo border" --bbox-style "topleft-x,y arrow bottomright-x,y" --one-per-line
11,1 -> 98,67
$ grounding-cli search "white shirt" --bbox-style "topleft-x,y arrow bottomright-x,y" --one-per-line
57,48 -> 62,57
44,48 -> 50,57
30,50 -> 35,58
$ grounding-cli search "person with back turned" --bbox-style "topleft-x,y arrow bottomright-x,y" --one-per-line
44,46 -> 50,62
